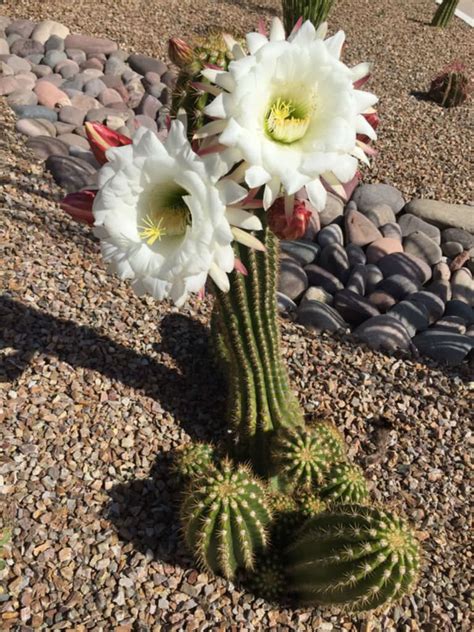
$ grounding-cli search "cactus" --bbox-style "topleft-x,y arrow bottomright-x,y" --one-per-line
173,442 -> 215,481
431,0 -> 459,27
285,505 -> 421,611
428,62 -> 471,108
320,463 -> 370,505
282,0 -> 336,34
271,422 -> 346,490
247,553 -> 287,602
181,459 -> 272,578
212,216 -> 305,476
295,489 -> 327,517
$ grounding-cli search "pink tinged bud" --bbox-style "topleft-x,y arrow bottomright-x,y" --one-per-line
257,18 -> 267,36
168,37 -> 194,68
267,198 -> 312,240
60,190 -> 97,225
85,122 -> 132,165
234,258 -> 248,276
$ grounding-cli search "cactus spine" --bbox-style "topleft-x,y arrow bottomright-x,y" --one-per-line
282,0 -> 336,34
174,442 -> 215,481
271,422 -> 346,490
320,463 -> 370,505
285,505 -> 421,611
181,459 -> 272,578
431,0 -> 459,27
212,217 -> 304,476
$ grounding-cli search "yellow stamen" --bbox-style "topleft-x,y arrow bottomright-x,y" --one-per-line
265,97 -> 311,144
138,215 -> 167,245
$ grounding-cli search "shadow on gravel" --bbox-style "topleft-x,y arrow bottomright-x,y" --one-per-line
0,295 -> 227,442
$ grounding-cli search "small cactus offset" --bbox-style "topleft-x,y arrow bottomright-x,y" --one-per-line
295,489 -> 327,518
272,422 -> 346,490
285,505 -> 421,611
431,0 -> 459,27
247,553 -> 286,602
319,463 -> 370,505
428,62 -> 471,108
173,442 -> 215,481
282,0 -> 336,34
181,459 -> 272,578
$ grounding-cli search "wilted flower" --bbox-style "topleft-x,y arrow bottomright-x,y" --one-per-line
267,198 -> 312,240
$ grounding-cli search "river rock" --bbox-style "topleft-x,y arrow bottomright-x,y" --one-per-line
46,154 -> 97,191
57,132 -> 90,151
65,33 -> 118,55
84,78 -> 107,97
378,252 -> 432,284
305,264 -> 344,294
15,71 -> 37,91
442,241 -> 463,258
398,213 -> 441,244
71,93 -> 100,111
319,243 -> 350,283
31,63 -> 52,78
375,274 -> 420,300
432,261 -> 451,282
99,88 -> 123,106
346,244 -> 366,267
365,264 -> 384,293
333,289 -> 380,325
6,19 -> 35,39
345,265 -> 366,295
26,135 -> 70,160
34,80 -> 71,108
441,228 -> 473,249
303,204 -> 321,241
2,54 -> 31,74
403,231 -> 442,266
317,224 -> 344,248
354,315 -> 412,351
367,290 -> 397,313
380,222 -> 402,242
277,292 -> 297,315
56,59 -> 79,79
45,35 -> 65,52
42,49 -> 67,69
13,104 -> 58,121
444,300 -> 474,326
426,280 -> 452,303
16,117 -> 57,137
408,291 -> 445,323
319,192 -> 344,226
435,316 -> 467,335
301,286 -> 333,305
0,38 -> 8,55
7,89 -> 38,107
388,300 -> 430,337
31,20 -> 69,44
280,240 -> 320,266
278,258 -> 308,300
10,38 -> 44,58
297,301 -> 347,333
128,53 -> 167,76
58,105 -> 85,126
412,330 -> 473,365
344,206 -> 382,246
81,57 -> 104,71
451,268 -> 474,305
405,199 -> 474,233
351,183 -> 405,215
105,56 -> 129,76
366,237 -> 403,263
361,203 -> 396,227
136,93 -> 160,118
0,76 -> 19,96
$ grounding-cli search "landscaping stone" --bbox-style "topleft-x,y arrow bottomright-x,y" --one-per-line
444,300 -> 474,326
7,89 -> 38,107
361,203 -> 396,227
2,54 -> 30,73
39,72 -> 64,86
71,93 -> 100,111
56,59 -> 80,79
319,192 -> 344,226
128,53 -> 167,76
34,80 -> 70,107
0,76 -> 19,95
31,19 -> 69,44
442,241 -> 464,258
319,243 -> 350,283
105,56 -> 129,76
344,206 -> 382,246
278,257 -> 308,300
451,268 -> 474,305
136,93 -> 160,118
65,33 -> 118,55
403,231 -> 442,266
16,117 -> 57,137
99,88 -> 124,106
351,183 -> 405,215
297,300 -> 347,333
277,292 -> 297,315
432,261 -> 451,281
42,49 -> 67,68
380,222 -> 402,241
435,316 -> 467,335
57,132 -> 91,151
367,290 -> 397,313
305,264 -> 344,294
375,274 -> 420,300
301,286 -> 333,305
333,289 -> 380,325
377,252 -> 432,284
366,237 -> 403,263
398,213 -> 441,244
345,244 -> 366,266
388,300 -> 430,337
302,204 -> 321,241
426,280 -> 452,303
45,154 -> 97,191
0,61 -> 15,76
0,38 -> 9,55
316,224 -> 344,248
13,104 -> 58,121
26,135 -> 69,160
44,35 -> 66,52
84,78 -> 107,97
405,199 -> 474,233
58,105 -> 85,126
6,19 -> 35,39
280,240 -> 319,266
412,330 -> 473,365
441,228 -> 473,249
354,315 -> 412,351
409,291 -> 445,323
365,264 -> 384,293
345,264 -> 366,295
10,38 -> 44,58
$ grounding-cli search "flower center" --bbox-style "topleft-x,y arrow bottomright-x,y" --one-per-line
138,184 -> 190,246
264,97 -> 311,144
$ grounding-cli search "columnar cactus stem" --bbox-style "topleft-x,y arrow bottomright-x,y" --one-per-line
212,219 -> 304,476
282,0 -> 336,34
431,0 -> 459,27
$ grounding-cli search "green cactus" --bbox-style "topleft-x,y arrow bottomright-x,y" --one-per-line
428,62 -> 471,108
271,422 -> 346,490
285,505 -> 421,611
173,442 -> 215,481
320,462 -> 370,505
181,459 -> 272,578
212,216 -> 305,476
282,0 -> 336,34
431,0 -> 459,27
247,553 -> 286,602
295,489 -> 327,517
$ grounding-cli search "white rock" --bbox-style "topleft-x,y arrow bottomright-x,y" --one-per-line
31,20 -> 70,45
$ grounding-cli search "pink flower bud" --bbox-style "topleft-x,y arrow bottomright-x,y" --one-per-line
60,190 -> 96,225
85,122 -> 132,165
267,198 -> 312,240
168,37 -> 194,68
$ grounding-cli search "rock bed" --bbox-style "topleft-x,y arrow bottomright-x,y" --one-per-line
278,183 -> 474,365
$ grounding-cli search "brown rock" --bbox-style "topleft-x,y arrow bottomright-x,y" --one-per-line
366,238 -> 403,263
34,80 -> 71,108
344,207 -> 382,247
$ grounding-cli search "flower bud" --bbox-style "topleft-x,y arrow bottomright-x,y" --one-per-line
267,198 -> 312,240
168,37 -> 194,68
85,122 -> 132,165
60,190 -> 96,225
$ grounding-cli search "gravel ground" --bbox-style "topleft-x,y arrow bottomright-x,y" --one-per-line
1,0 -> 473,629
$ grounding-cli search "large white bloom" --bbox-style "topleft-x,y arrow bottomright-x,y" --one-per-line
200,18 -> 378,211
93,121 -> 262,306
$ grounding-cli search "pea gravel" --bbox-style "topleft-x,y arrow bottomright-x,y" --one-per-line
1,0 -> 473,629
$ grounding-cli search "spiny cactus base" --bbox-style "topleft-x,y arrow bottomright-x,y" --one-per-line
181,459 -> 272,578
173,442 -> 215,481
247,554 -> 286,602
272,422 -> 346,490
285,505 -> 421,611
428,63 -> 470,108
320,463 -> 370,505
431,0 -> 459,27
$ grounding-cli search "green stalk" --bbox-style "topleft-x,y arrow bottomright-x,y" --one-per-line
282,0 -> 336,33
431,0 -> 459,27
212,217 -> 304,476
